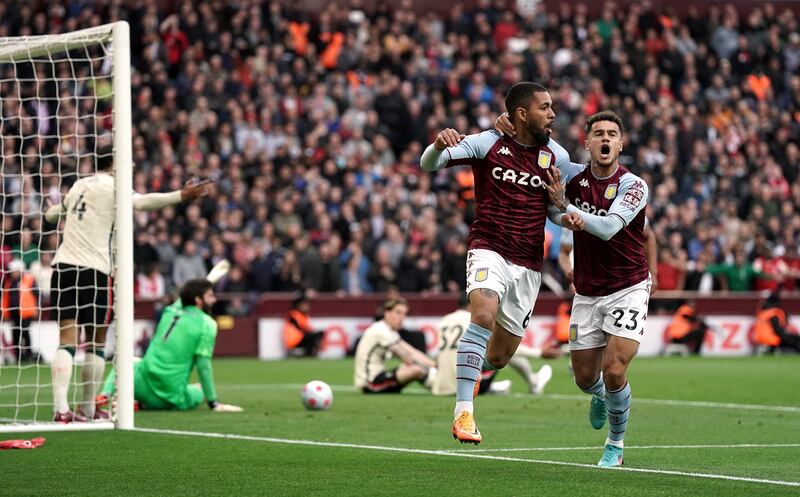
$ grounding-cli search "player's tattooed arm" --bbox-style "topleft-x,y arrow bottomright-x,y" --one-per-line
544,168 -> 569,212
477,288 -> 500,302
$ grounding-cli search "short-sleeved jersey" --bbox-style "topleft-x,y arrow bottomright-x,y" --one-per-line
565,163 -> 649,296
52,173 -> 116,275
353,320 -> 402,389
432,309 -> 471,396
444,130 -> 572,271
138,300 -> 218,407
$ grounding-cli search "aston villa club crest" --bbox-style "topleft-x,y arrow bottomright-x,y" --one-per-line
475,268 -> 489,282
569,324 -> 578,342
604,184 -> 618,199
537,150 -> 552,169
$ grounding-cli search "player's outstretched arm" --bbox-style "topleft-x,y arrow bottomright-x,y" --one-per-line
132,179 -> 212,211
195,355 -> 243,412
420,129 -> 499,171
420,128 -> 465,171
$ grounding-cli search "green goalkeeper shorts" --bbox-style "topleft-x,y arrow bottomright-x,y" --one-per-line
134,368 -> 204,411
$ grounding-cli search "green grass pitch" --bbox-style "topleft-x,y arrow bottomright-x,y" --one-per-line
2,356 -> 799,496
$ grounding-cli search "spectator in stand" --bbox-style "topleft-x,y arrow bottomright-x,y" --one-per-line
172,240 -> 207,288
2,1 -> 800,299
704,247 -> 767,291
137,262 -> 167,300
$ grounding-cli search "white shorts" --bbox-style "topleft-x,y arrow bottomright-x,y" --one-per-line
569,276 -> 651,351
465,249 -> 542,337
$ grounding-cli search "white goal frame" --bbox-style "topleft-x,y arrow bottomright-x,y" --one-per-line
0,22 -> 134,432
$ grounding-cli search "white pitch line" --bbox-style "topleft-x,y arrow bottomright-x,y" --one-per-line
218,383 -> 800,414
133,427 -> 800,488
442,443 -> 800,453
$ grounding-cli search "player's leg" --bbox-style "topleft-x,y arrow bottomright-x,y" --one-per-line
52,319 -> 80,420
452,250 -> 509,443
512,343 -> 553,394
598,335 -> 638,467
178,384 -> 205,411
489,267 -> 545,391
363,368 -> 406,394
569,294 -> 608,429
395,363 -> 427,385
77,268 -> 114,419
133,365 -> 172,409
79,324 -> 109,419
452,288 -> 496,441
597,278 -> 649,467
51,264 -> 83,420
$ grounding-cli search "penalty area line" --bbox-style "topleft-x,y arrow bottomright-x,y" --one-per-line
133,427 -> 800,488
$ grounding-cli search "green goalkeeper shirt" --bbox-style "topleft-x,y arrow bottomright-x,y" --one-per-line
139,300 -> 218,409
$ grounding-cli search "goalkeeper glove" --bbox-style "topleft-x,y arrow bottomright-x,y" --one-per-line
211,402 -> 243,413
206,259 -> 231,284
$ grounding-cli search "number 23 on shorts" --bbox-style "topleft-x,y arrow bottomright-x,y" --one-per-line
609,308 -> 645,335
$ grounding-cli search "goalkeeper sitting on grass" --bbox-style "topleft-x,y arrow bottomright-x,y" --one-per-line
98,261 -> 242,413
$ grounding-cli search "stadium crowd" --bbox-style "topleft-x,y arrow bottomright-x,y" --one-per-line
1,0 -> 800,300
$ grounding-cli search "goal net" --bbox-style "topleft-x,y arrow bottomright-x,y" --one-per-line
0,22 -> 134,432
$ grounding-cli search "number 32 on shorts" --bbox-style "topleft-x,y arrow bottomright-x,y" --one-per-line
610,308 -> 645,335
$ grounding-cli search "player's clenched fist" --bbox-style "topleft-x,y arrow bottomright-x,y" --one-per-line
561,212 -> 584,231
434,128 -> 466,151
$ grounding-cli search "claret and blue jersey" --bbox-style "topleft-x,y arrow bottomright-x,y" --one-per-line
563,162 -> 650,297
423,130 -> 572,272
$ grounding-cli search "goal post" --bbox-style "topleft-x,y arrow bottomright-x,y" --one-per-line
0,22 -> 133,432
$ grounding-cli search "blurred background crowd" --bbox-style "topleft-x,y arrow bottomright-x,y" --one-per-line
1,0 -> 799,304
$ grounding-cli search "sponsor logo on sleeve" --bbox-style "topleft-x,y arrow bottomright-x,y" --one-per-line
619,181 -> 645,210
569,324 -> 578,342
475,268 -> 489,282
537,150 -> 552,169
604,184 -> 618,199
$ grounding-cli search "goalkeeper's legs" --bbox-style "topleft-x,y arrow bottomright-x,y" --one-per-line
180,384 -> 204,411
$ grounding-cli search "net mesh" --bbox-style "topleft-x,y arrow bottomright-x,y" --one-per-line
0,29 -> 116,425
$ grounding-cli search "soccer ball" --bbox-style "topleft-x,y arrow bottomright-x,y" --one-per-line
301,380 -> 333,411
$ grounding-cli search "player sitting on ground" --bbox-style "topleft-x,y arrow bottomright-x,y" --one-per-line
97,261 -> 242,413
354,298 -> 437,393
45,145 -> 212,422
